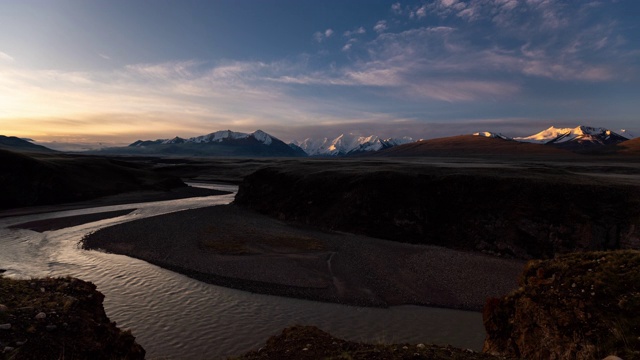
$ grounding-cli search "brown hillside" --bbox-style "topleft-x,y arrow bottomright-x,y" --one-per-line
373,135 -> 573,157
617,137 -> 640,154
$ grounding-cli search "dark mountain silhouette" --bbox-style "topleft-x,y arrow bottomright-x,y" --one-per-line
98,130 -> 305,157
0,149 -> 185,209
368,135 -> 572,157
0,135 -> 54,153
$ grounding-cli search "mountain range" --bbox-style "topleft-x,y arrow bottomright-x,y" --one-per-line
105,130 -> 415,157
292,134 -> 414,156
2,125 -> 638,158
0,135 -> 55,153
107,130 -> 306,157
474,126 -> 633,149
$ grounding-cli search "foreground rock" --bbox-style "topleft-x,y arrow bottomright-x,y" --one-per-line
235,164 -> 640,259
236,325 -> 502,360
0,276 -> 145,359
483,250 -> 640,359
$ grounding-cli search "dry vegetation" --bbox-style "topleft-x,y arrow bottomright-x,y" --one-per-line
0,276 -> 144,359
200,225 -> 326,255
483,250 -> 640,359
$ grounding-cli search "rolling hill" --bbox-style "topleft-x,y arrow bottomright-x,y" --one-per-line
368,135 -> 572,157
0,135 -> 54,153
0,149 -> 185,209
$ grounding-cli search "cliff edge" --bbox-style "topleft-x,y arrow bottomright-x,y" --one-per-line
235,165 -> 640,259
483,250 -> 640,359
0,276 -> 145,359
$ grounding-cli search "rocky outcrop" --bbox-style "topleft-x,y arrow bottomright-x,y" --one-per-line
234,164 -> 640,259
238,325 -> 500,360
483,250 -> 640,360
0,276 -> 145,359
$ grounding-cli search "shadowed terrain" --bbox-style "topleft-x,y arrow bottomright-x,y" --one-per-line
0,149 -> 194,210
234,161 -> 640,259
0,276 -> 145,359
0,135 -> 54,153
483,250 -> 640,359
367,135 -> 575,158
236,325 -> 501,360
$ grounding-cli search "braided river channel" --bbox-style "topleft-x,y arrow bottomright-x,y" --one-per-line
0,184 -> 485,359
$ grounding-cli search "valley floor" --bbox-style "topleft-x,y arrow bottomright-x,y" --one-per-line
81,204 -> 524,311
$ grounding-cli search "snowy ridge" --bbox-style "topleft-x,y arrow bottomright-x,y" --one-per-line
294,134 -> 414,156
473,132 -> 511,140
620,129 -> 636,140
515,126 -> 628,146
251,130 -> 273,145
130,130 -> 274,147
514,126 -> 574,144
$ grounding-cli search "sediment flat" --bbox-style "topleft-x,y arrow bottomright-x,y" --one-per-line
82,204 -> 524,311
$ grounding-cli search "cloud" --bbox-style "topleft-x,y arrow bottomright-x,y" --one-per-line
1,1 -> 636,144
440,0 -> 458,8
343,26 -> 366,37
98,53 -> 111,60
373,20 -> 388,33
0,51 -> 14,62
391,2 -> 402,14
314,28 -> 334,42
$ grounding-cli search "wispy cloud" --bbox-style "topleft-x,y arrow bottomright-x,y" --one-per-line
0,51 -> 14,62
313,28 -> 334,42
1,1 -> 637,143
391,2 -> 402,14
373,20 -> 388,33
343,26 -> 366,37
415,5 -> 427,18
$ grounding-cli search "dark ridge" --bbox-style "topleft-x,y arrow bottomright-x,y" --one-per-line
368,135 -> 573,158
0,149 -> 186,209
234,163 -> 640,259
0,135 -> 54,153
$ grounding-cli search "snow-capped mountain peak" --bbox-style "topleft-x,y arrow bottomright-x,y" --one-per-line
161,136 -> 186,144
473,132 -> 511,140
129,129 -> 281,147
514,126 -> 574,143
190,130 -> 250,143
251,130 -> 273,145
382,136 -> 414,147
515,125 -> 628,147
619,129 -> 636,140
295,133 -> 415,156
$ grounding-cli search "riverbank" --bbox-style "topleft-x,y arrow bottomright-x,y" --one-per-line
82,204 -> 523,311
0,276 -> 145,359
0,185 -> 230,218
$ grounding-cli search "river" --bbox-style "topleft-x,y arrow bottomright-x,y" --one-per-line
0,184 -> 485,359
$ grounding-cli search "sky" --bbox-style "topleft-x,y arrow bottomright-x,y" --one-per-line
0,0 -> 639,149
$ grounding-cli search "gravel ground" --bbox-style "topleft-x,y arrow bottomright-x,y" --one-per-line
82,205 -> 524,310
